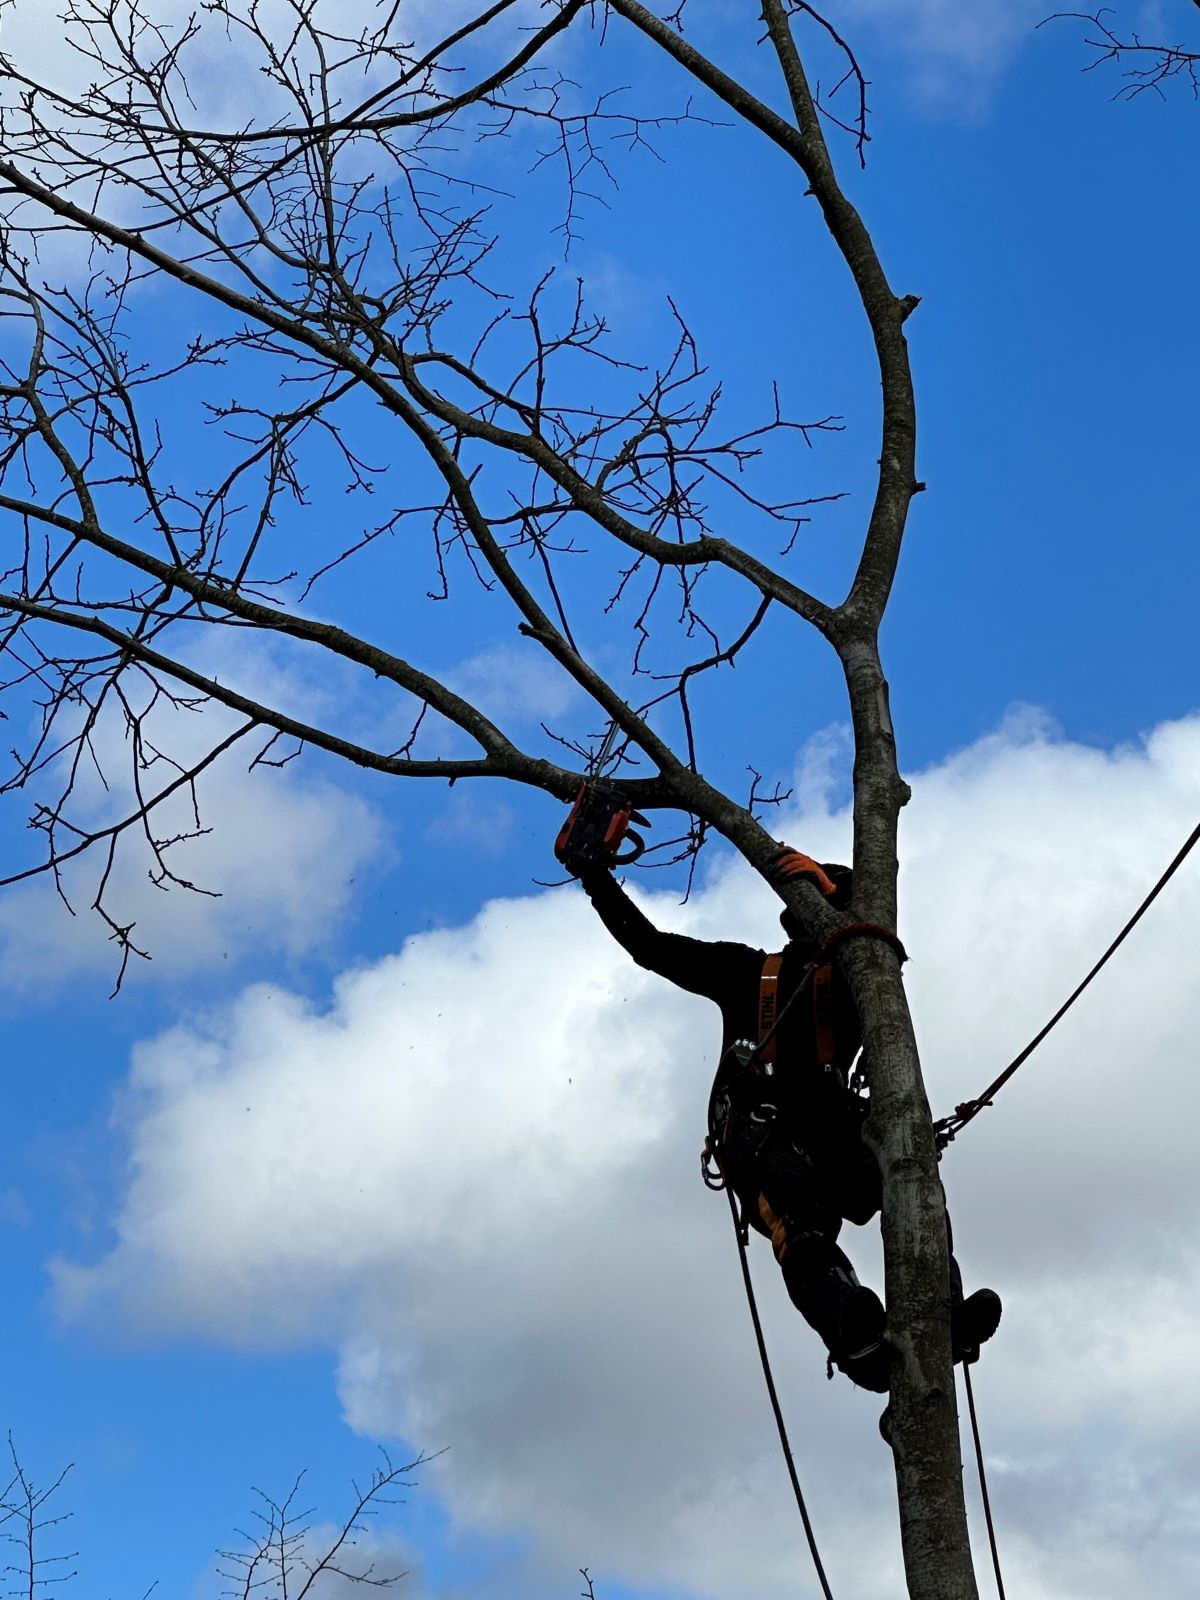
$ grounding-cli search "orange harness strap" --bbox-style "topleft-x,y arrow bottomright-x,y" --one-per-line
758,952 -> 783,1066
760,951 -> 837,1070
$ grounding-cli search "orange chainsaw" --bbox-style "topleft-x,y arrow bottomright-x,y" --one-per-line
554,720 -> 650,872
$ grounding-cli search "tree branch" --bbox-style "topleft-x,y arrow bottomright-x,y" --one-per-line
0,590 -> 603,799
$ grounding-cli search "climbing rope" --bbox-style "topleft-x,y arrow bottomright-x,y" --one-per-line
961,1360 -> 1006,1600
702,908 -> 1036,1599
935,822 -> 1200,1588
936,816 -> 1200,1146
705,922 -> 905,1600
707,829 -> 1200,1597
723,1178 -> 836,1600
706,944 -> 835,1596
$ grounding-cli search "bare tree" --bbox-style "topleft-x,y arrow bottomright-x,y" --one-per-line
0,1440 -> 77,1600
217,1453 -> 418,1600
0,1440 -> 459,1599
0,3 -> 976,1595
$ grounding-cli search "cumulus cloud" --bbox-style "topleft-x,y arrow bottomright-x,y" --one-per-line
53,710 -> 1200,1597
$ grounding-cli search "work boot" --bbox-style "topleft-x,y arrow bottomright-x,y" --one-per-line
952,1287 -> 1002,1364
834,1286 -> 890,1393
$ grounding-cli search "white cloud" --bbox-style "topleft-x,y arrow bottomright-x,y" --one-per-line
837,0 -> 1045,109
0,0 -> 550,278
442,641 -> 581,728
0,637 -> 385,995
52,710 -> 1200,1597
0,1 -> 476,108
0,0 -> 571,158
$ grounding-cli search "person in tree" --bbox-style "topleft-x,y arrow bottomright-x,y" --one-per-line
559,824 -> 1001,1393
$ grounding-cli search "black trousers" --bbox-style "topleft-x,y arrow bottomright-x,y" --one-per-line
721,1107 -> 963,1356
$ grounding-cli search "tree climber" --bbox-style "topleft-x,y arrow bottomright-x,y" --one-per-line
558,826 -> 1001,1393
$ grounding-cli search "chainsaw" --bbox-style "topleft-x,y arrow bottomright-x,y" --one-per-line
554,720 -> 650,873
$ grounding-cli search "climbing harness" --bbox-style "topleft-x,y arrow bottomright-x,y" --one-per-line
760,943 -> 833,1071
702,951 -> 818,1191
757,951 -> 783,1067
961,1359 -> 1007,1600
935,814 -> 1200,1148
700,919 -> 908,1598
554,719 -> 650,873
702,921 -> 905,1190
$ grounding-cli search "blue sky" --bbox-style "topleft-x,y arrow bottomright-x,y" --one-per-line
0,3 -> 1198,1597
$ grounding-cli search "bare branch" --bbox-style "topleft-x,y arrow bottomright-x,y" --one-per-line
1042,11 -> 1200,99
0,590 -> 613,799
217,1450 -> 428,1600
608,0 -> 918,631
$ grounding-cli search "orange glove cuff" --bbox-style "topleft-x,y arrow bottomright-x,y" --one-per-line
774,849 -> 837,898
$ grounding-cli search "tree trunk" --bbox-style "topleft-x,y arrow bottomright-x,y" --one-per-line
839,636 -> 980,1600
848,941 -> 979,1599
690,713 -> 979,1597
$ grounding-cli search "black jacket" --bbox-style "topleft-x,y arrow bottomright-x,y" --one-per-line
581,869 -> 862,1110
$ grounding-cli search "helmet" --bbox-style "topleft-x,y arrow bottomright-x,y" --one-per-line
778,861 -> 853,938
